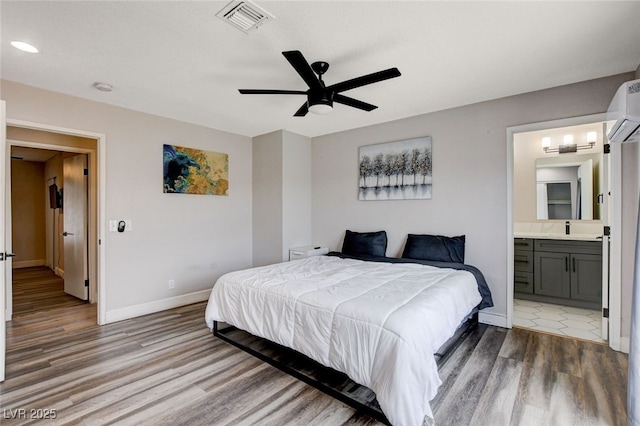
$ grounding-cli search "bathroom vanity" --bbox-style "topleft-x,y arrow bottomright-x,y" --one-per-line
514,235 -> 602,310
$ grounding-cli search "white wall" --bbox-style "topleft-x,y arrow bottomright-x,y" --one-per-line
312,73 -> 635,329
630,65 -> 640,341
622,140 -> 639,338
2,80 -> 253,320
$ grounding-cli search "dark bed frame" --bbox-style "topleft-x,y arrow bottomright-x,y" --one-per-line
212,309 -> 479,425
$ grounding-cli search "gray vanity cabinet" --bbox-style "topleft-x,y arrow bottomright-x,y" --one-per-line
534,251 -> 571,298
515,238 -> 602,309
570,253 -> 603,303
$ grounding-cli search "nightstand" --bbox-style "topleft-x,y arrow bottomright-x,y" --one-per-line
289,246 -> 329,261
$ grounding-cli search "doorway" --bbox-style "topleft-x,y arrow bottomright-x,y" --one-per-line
3,121 -> 105,325
11,145 -> 90,307
507,113 -> 623,351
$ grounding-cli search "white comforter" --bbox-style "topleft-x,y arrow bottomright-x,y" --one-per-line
205,256 -> 482,426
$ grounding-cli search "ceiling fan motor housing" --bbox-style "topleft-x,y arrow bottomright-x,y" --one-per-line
308,89 -> 334,110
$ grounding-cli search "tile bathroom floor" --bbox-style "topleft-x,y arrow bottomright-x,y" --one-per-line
513,298 -> 606,343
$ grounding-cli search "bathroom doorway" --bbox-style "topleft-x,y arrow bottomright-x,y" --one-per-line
507,114 -> 622,349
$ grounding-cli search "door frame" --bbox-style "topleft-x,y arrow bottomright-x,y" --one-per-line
506,112 -> 623,352
4,119 -> 107,325
1,101 -> 6,381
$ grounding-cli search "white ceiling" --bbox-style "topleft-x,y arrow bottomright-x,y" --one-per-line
11,146 -> 59,162
2,1 -> 639,138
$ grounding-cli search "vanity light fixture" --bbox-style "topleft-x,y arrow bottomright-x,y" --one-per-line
542,132 -> 597,154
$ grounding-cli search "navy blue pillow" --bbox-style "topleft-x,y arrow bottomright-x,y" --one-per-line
341,230 -> 387,257
402,234 -> 465,263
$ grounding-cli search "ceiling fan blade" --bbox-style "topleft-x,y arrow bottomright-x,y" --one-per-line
333,94 -> 378,112
328,68 -> 401,93
294,102 -> 309,117
282,50 -> 323,90
239,89 -> 307,95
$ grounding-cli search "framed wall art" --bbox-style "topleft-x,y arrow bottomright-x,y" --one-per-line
358,136 -> 432,200
163,144 -> 229,195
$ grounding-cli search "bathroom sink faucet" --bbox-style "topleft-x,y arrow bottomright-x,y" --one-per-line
565,221 -> 570,235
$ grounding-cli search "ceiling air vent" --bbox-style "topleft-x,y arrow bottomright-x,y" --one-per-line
216,0 -> 274,33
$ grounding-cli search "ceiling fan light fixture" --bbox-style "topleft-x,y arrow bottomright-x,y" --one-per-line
309,103 -> 333,114
308,90 -> 333,114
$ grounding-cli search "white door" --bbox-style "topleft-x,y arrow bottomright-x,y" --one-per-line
1,101 -> 7,381
63,155 -> 88,301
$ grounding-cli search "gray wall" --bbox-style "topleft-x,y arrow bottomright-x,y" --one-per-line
312,73 -> 635,329
281,130 -> 312,260
3,80 -> 253,320
252,131 -> 284,267
252,130 -> 312,266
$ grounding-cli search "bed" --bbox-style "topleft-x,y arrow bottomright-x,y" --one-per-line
204,232 -> 492,426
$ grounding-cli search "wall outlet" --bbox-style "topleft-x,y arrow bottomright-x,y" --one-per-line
168,280 -> 175,289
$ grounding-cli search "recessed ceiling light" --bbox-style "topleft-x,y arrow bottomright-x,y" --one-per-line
11,41 -> 39,53
93,82 -> 113,92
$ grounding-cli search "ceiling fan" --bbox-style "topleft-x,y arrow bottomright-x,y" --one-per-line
238,50 -> 401,117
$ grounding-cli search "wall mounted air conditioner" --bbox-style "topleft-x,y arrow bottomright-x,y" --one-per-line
607,78 -> 640,144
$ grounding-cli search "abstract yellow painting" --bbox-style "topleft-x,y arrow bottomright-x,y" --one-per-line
163,144 -> 229,195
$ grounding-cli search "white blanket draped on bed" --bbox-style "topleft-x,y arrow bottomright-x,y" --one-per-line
205,256 -> 482,426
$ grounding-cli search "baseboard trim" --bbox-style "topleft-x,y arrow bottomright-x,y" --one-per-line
620,336 -> 630,354
479,311 -> 507,328
54,267 -> 64,278
104,289 -> 211,324
12,259 -> 46,268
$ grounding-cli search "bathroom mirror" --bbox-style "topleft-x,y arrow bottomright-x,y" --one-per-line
535,154 -> 600,220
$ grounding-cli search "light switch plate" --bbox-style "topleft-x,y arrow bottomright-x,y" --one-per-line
109,220 -> 133,231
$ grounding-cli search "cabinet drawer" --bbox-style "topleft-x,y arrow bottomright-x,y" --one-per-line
514,271 -> 533,294
534,239 -> 602,255
514,238 -> 533,251
514,250 -> 534,272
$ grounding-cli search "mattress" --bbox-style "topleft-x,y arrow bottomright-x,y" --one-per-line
205,255 -> 483,426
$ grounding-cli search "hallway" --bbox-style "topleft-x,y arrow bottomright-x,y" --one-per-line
12,266 -> 86,315
8,266 -> 95,349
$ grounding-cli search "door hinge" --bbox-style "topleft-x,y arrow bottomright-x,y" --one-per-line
604,226 -> 611,236
85,279 -> 90,287
604,143 -> 610,154
84,168 -> 89,176
603,307 -> 609,318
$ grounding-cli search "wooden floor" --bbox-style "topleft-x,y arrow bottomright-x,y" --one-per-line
11,266 -> 89,316
1,270 -> 629,425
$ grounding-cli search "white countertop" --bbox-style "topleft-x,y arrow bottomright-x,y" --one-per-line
514,232 -> 603,241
